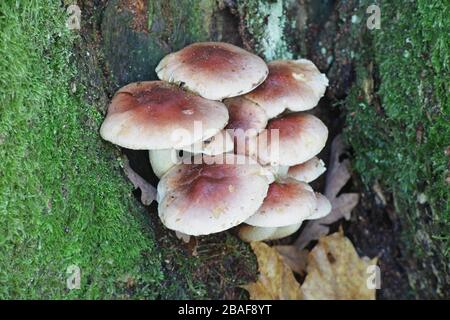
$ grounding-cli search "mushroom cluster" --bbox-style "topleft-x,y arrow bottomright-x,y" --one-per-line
100,42 -> 331,242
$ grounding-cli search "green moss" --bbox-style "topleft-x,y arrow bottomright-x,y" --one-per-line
345,0 -> 449,296
237,0 -> 294,61
0,0 -> 169,299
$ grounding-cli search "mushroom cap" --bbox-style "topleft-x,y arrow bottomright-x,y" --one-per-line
100,81 -> 229,150
244,59 -> 328,118
224,96 -> 268,139
287,157 -> 326,183
156,42 -> 269,100
245,178 -> 317,228
238,222 -> 302,242
307,192 -> 332,220
157,154 -> 269,236
181,130 -> 234,155
257,113 -> 328,166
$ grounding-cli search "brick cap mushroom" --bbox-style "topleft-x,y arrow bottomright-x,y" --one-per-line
156,42 -> 268,100
257,113 -> 328,166
244,178 -> 317,228
224,96 -> 268,139
238,193 -> 330,242
244,59 -> 329,118
157,154 -> 269,236
100,81 -> 228,150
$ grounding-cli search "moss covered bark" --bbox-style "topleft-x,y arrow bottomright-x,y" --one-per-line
345,0 -> 449,298
101,0 -> 216,89
0,0 -> 165,298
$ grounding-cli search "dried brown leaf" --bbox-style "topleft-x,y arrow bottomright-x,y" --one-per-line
328,193 -> 359,222
123,158 -> 156,206
301,229 -> 378,300
242,242 -> 302,300
274,245 -> 309,276
325,135 -> 351,199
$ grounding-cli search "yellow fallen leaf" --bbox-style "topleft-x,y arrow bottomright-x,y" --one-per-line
245,230 -> 378,300
242,242 -> 302,300
301,229 -> 378,300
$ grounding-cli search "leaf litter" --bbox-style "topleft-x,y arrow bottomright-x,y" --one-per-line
244,230 -> 377,300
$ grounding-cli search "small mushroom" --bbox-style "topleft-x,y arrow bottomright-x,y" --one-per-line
156,42 -> 268,100
100,81 -> 229,150
244,178 -> 317,228
157,154 -> 269,236
238,191 -> 330,242
223,96 -> 268,140
287,157 -> 326,183
244,59 -> 329,118
257,113 -> 328,166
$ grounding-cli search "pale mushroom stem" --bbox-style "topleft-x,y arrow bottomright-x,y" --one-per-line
175,231 -> 191,244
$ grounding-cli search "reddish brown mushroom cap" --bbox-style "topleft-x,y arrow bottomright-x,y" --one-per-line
224,96 -> 268,158
156,42 -> 269,100
257,113 -> 328,166
244,59 -> 329,118
245,178 -> 317,227
157,154 -> 269,236
99,81 -> 229,150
